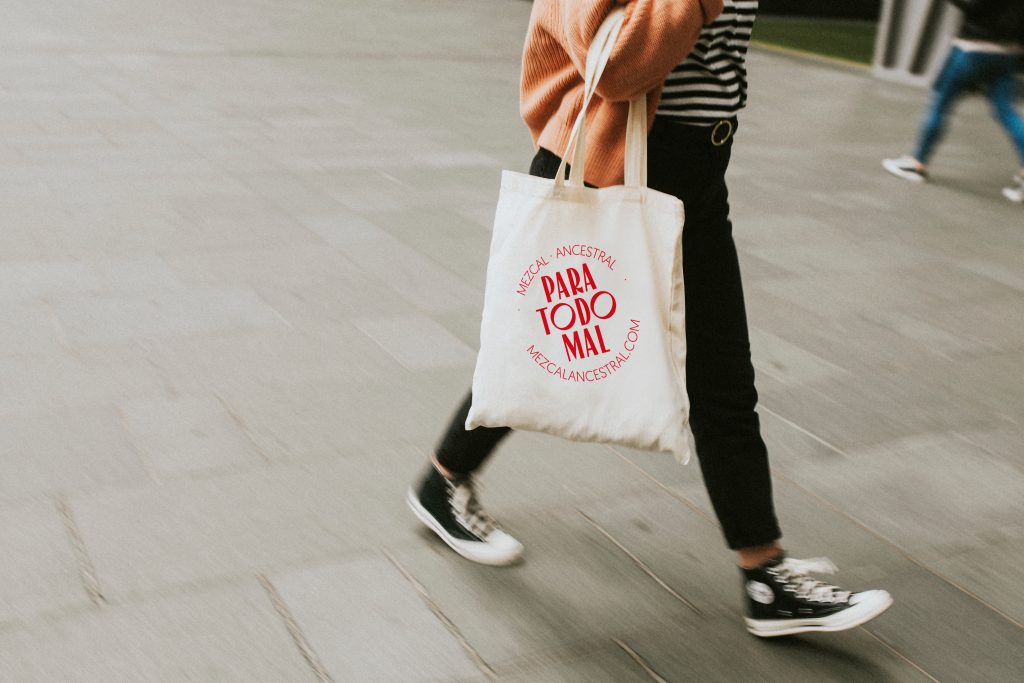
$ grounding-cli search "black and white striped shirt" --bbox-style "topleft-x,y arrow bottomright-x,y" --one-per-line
656,0 -> 758,125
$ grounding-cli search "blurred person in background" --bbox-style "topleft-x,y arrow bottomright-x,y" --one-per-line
883,0 -> 1024,203
408,0 -> 893,637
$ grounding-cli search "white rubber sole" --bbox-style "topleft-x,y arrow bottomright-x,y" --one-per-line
1002,186 -> 1023,204
745,590 -> 894,637
406,487 -> 523,567
882,159 -> 926,183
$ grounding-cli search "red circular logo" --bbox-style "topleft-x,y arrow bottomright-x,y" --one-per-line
514,245 -> 639,383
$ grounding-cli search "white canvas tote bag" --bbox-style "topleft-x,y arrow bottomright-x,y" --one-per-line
467,9 -> 690,461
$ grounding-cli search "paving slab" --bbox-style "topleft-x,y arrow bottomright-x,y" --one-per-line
0,500 -> 89,626
269,553 -> 482,682
212,375 -> 449,461
324,223 -> 484,314
364,206 -> 493,285
492,645 -> 651,683
0,408 -> 147,499
781,433 -> 1024,565
67,444 -> 423,598
354,314 -> 477,371
0,580 -> 317,682
118,395 -> 262,477
52,287 -> 285,345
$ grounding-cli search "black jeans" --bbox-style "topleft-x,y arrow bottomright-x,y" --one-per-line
435,117 -> 781,550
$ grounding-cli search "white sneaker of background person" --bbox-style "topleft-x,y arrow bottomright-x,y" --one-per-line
885,155 -> 1024,203
882,155 -> 929,183
1002,172 -> 1024,203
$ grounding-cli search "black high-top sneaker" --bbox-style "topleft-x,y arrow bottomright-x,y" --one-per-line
407,466 -> 523,566
742,555 -> 892,637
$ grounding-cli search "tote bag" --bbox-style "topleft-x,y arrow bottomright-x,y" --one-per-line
466,9 -> 690,461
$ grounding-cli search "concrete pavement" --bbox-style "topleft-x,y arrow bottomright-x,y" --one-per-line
1,0 -> 1022,680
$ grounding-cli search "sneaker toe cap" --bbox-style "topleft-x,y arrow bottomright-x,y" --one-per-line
484,530 -> 524,562
850,589 -> 893,610
451,529 -> 524,566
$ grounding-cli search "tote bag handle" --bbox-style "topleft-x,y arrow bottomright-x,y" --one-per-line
555,8 -> 647,189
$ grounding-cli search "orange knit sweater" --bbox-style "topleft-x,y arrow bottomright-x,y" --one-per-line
520,0 -> 724,187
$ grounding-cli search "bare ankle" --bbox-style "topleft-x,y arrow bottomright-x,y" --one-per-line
737,542 -> 783,570
430,454 -> 458,480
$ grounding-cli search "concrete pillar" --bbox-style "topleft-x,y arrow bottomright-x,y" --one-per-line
873,0 -> 962,87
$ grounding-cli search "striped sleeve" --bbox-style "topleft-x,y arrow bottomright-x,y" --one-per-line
656,0 -> 757,125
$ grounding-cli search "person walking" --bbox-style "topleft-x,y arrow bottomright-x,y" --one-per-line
408,0 -> 893,637
883,0 -> 1024,203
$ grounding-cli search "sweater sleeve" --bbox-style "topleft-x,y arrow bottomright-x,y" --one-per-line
561,0 -> 725,102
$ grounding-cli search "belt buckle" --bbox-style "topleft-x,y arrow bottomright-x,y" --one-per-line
711,119 -> 734,146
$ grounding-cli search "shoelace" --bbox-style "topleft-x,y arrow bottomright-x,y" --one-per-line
769,557 -> 851,605
448,478 -> 496,537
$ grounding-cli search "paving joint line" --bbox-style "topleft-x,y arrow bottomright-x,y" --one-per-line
113,404 -> 163,485
860,627 -> 943,683
487,638 -> 623,679
48,312 -> 71,350
950,430 -> 1005,460
258,573 -> 337,683
2,547 -> 389,636
603,444 -> 717,525
578,509 -> 703,617
55,496 -> 107,607
382,547 -> 497,680
760,403 -> 847,457
614,639 -> 670,683
213,391 -> 274,463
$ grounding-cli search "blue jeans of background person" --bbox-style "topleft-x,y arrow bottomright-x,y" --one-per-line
914,47 -> 1024,166
434,117 -> 781,551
